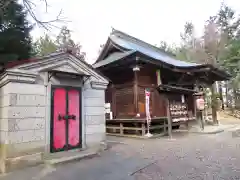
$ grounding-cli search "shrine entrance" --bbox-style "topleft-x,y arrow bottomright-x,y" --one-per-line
50,86 -> 82,153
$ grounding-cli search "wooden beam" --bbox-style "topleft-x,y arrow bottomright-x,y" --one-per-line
168,82 -> 195,86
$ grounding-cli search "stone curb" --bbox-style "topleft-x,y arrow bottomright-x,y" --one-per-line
106,133 -> 166,140
44,151 -> 99,166
189,129 -> 224,134
106,140 -> 128,145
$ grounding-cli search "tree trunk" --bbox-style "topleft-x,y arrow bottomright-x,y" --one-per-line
211,82 -> 218,124
225,82 -> 229,107
219,81 -> 224,110
233,88 -> 237,110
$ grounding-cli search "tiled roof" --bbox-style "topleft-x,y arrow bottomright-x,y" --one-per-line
109,30 -> 202,68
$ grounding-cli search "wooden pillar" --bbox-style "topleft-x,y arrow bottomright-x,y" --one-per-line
120,123 -> 123,135
165,96 -> 172,138
111,84 -> 116,118
133,64 -> 140,116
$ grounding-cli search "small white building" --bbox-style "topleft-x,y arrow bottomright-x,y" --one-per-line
0,52 -> 109,172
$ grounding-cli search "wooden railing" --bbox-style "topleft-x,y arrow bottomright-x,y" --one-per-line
106,117 -> 168,137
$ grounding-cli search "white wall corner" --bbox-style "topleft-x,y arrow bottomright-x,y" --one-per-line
90,81 -> 108,90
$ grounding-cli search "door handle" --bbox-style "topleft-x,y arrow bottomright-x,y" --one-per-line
58,114 -> 76,120
69,115 -> 76,120
58,114 -> 64,121
58,114 -> 70,120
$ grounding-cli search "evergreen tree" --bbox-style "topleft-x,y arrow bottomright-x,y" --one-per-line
34,34 -> 58,56
56,26 -> 86,60
0,0 -> 33,64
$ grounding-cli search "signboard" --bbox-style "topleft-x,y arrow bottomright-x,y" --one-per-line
145,89 -> 151,123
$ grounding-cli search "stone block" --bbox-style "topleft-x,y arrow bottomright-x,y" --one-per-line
8,83 -> 45,95
54,77 -> 82,86
0,131 -> 8,143
84,89 -> 104,98
8,118 -> 45,132
86,133 -> 105,147
84,97 -> 104,107
86,124 -> 105,135
0,119 -> 8,131
0,94 -> 11,107
0,83 -> 10,96
7,140 -> 45,158
7,106 -> 45,119
14,94 -> 45,106
5,152 -> 43,172
85,106 -> 105,116
85,115 -> 105,125
0,107 -> 9,119
9,129 -> 45,144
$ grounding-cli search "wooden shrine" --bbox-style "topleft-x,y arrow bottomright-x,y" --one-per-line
93,29 -> 230,138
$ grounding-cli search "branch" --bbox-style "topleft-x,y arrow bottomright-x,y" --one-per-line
41,0 -> 48,12
22,0 -> 67,31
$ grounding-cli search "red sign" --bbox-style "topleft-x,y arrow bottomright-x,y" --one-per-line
196,98 -> 205,110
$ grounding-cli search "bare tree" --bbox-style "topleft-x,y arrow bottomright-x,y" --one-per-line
1,0 -> 66,30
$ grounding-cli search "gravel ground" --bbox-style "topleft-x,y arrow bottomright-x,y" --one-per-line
132,131 -> 240,180
2,129 -> 240,180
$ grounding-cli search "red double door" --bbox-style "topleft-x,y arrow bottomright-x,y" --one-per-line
51,87 -> 82,153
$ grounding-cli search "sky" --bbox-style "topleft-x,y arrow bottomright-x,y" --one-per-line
31,0 -> 240,64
